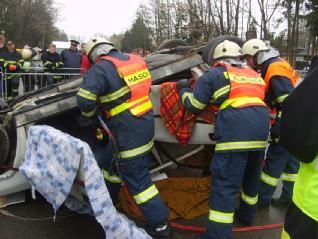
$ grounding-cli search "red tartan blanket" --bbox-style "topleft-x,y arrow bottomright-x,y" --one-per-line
160,81 -> 215,145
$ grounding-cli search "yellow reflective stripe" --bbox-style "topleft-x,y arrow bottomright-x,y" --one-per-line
276,94 -> 289,103
188,94 -> 206,110
223,72 -> 229,79
102,169 -> 122,183
181,92 -> 191,105
281,172 -> 297,182
220,96 -> 265,110
260,171 -> 279,187
43,61 -> 52,66
133,184 -> 159,204
215,141 -> 267,151
81,109 -> 96,117
241,191 -> 258,205
209,210 -> 234,223
212,85 -> 230,101
119,139 -> 154,159
77,88 -> 97,101
108,96 -> 150,116
99,86 -> 130,103
130,100 -> 153,115
281,227 -> 291,239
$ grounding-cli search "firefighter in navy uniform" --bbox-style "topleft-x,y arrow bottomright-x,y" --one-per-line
3,40 -> 23,100
177,40 -> 270,239
41,43 -> 63,85
242,39 -> 300,208
76,37 -> 170,238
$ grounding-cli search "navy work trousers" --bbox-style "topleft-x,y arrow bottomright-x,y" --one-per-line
259,143 -> 299,206
204,151 -> 264,239
97,143 -> 168,226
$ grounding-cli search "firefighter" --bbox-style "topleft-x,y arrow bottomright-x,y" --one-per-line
242,39 -> 300,208
76,37 -> 170,238
41,43 -> 63,85
2,40 -> 23,100
177,40 -> 270,239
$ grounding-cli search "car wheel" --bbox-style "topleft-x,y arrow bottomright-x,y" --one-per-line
203,35 -> 244,65
0,125 -> 10,165
157,39 -> 190,51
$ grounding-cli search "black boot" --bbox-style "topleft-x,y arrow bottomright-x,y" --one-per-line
147,221 -> 172,238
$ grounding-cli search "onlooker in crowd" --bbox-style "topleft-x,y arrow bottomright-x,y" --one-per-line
2,40 -> 23,100
80,43 -> 90,74
137,47 -> 144,57
132,48 -> 138,55
21,45 -> 38,91
0,35 -> 7,84
61,40 -> 82,75
0,35 -> 7,71
41,43 -> 63,85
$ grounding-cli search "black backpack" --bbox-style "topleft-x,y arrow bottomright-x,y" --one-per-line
280,56 -> 318,163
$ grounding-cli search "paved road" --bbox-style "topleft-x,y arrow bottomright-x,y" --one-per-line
0,190 -> 285,239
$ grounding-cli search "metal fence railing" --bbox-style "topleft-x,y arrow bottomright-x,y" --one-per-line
0,67 -> 86,102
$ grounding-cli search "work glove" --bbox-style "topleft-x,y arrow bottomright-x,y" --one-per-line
8,64 -> 17,71
176,79 -> 191,92
77,113 -> 96,127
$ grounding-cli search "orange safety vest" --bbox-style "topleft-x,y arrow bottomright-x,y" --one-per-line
264,59 -> 299,92
100,54 -> 153,117
216,63 -> 267,110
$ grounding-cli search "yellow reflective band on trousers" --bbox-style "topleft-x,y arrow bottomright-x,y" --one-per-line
260,171 -> 279,187
281,172 -> 297,182
133,184 -> 159,205
220,96 -> 266,110
102,169 -> 122,183
182,93 -> 206,109
215,141 -> 267,151
281,227 -> 291,239
276,94 -> 289,104
211,85 -> 230,102
209,210 -> 234,224
77,88 -> 97,101
119,139 -> 154,159
241,191 -> 258,205
108,96 -> 152,117
81,109 -> 96,117
99,86 -> 130,103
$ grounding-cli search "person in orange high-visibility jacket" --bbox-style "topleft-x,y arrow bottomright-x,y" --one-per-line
76,37 -> 170,238
177,40 -> 270,239
242,39 -> 300,208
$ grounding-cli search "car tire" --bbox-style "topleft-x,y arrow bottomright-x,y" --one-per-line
203,35 -> 244,65
157,39 -> 190,51
0,125 -> 10,165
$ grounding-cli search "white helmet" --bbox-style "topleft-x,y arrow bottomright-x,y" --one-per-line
213,40 -> 243,60
85,37 -> 115,56
242,39 -> 269,56
21,48 -> 33,60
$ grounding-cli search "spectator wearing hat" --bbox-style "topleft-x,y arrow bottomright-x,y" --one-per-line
61,40 -> 82,75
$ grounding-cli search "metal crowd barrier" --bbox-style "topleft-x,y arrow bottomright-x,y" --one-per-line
0,67 -> 86,102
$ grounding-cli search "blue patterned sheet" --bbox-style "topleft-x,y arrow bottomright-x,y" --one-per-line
20,125 -> 151,239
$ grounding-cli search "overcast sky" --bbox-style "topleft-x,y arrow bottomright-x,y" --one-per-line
54,0 -> 144,41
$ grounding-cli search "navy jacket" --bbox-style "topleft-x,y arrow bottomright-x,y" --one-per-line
61,48 -> 82,73
77,51 -> 154,156
179,65 -> 270,153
